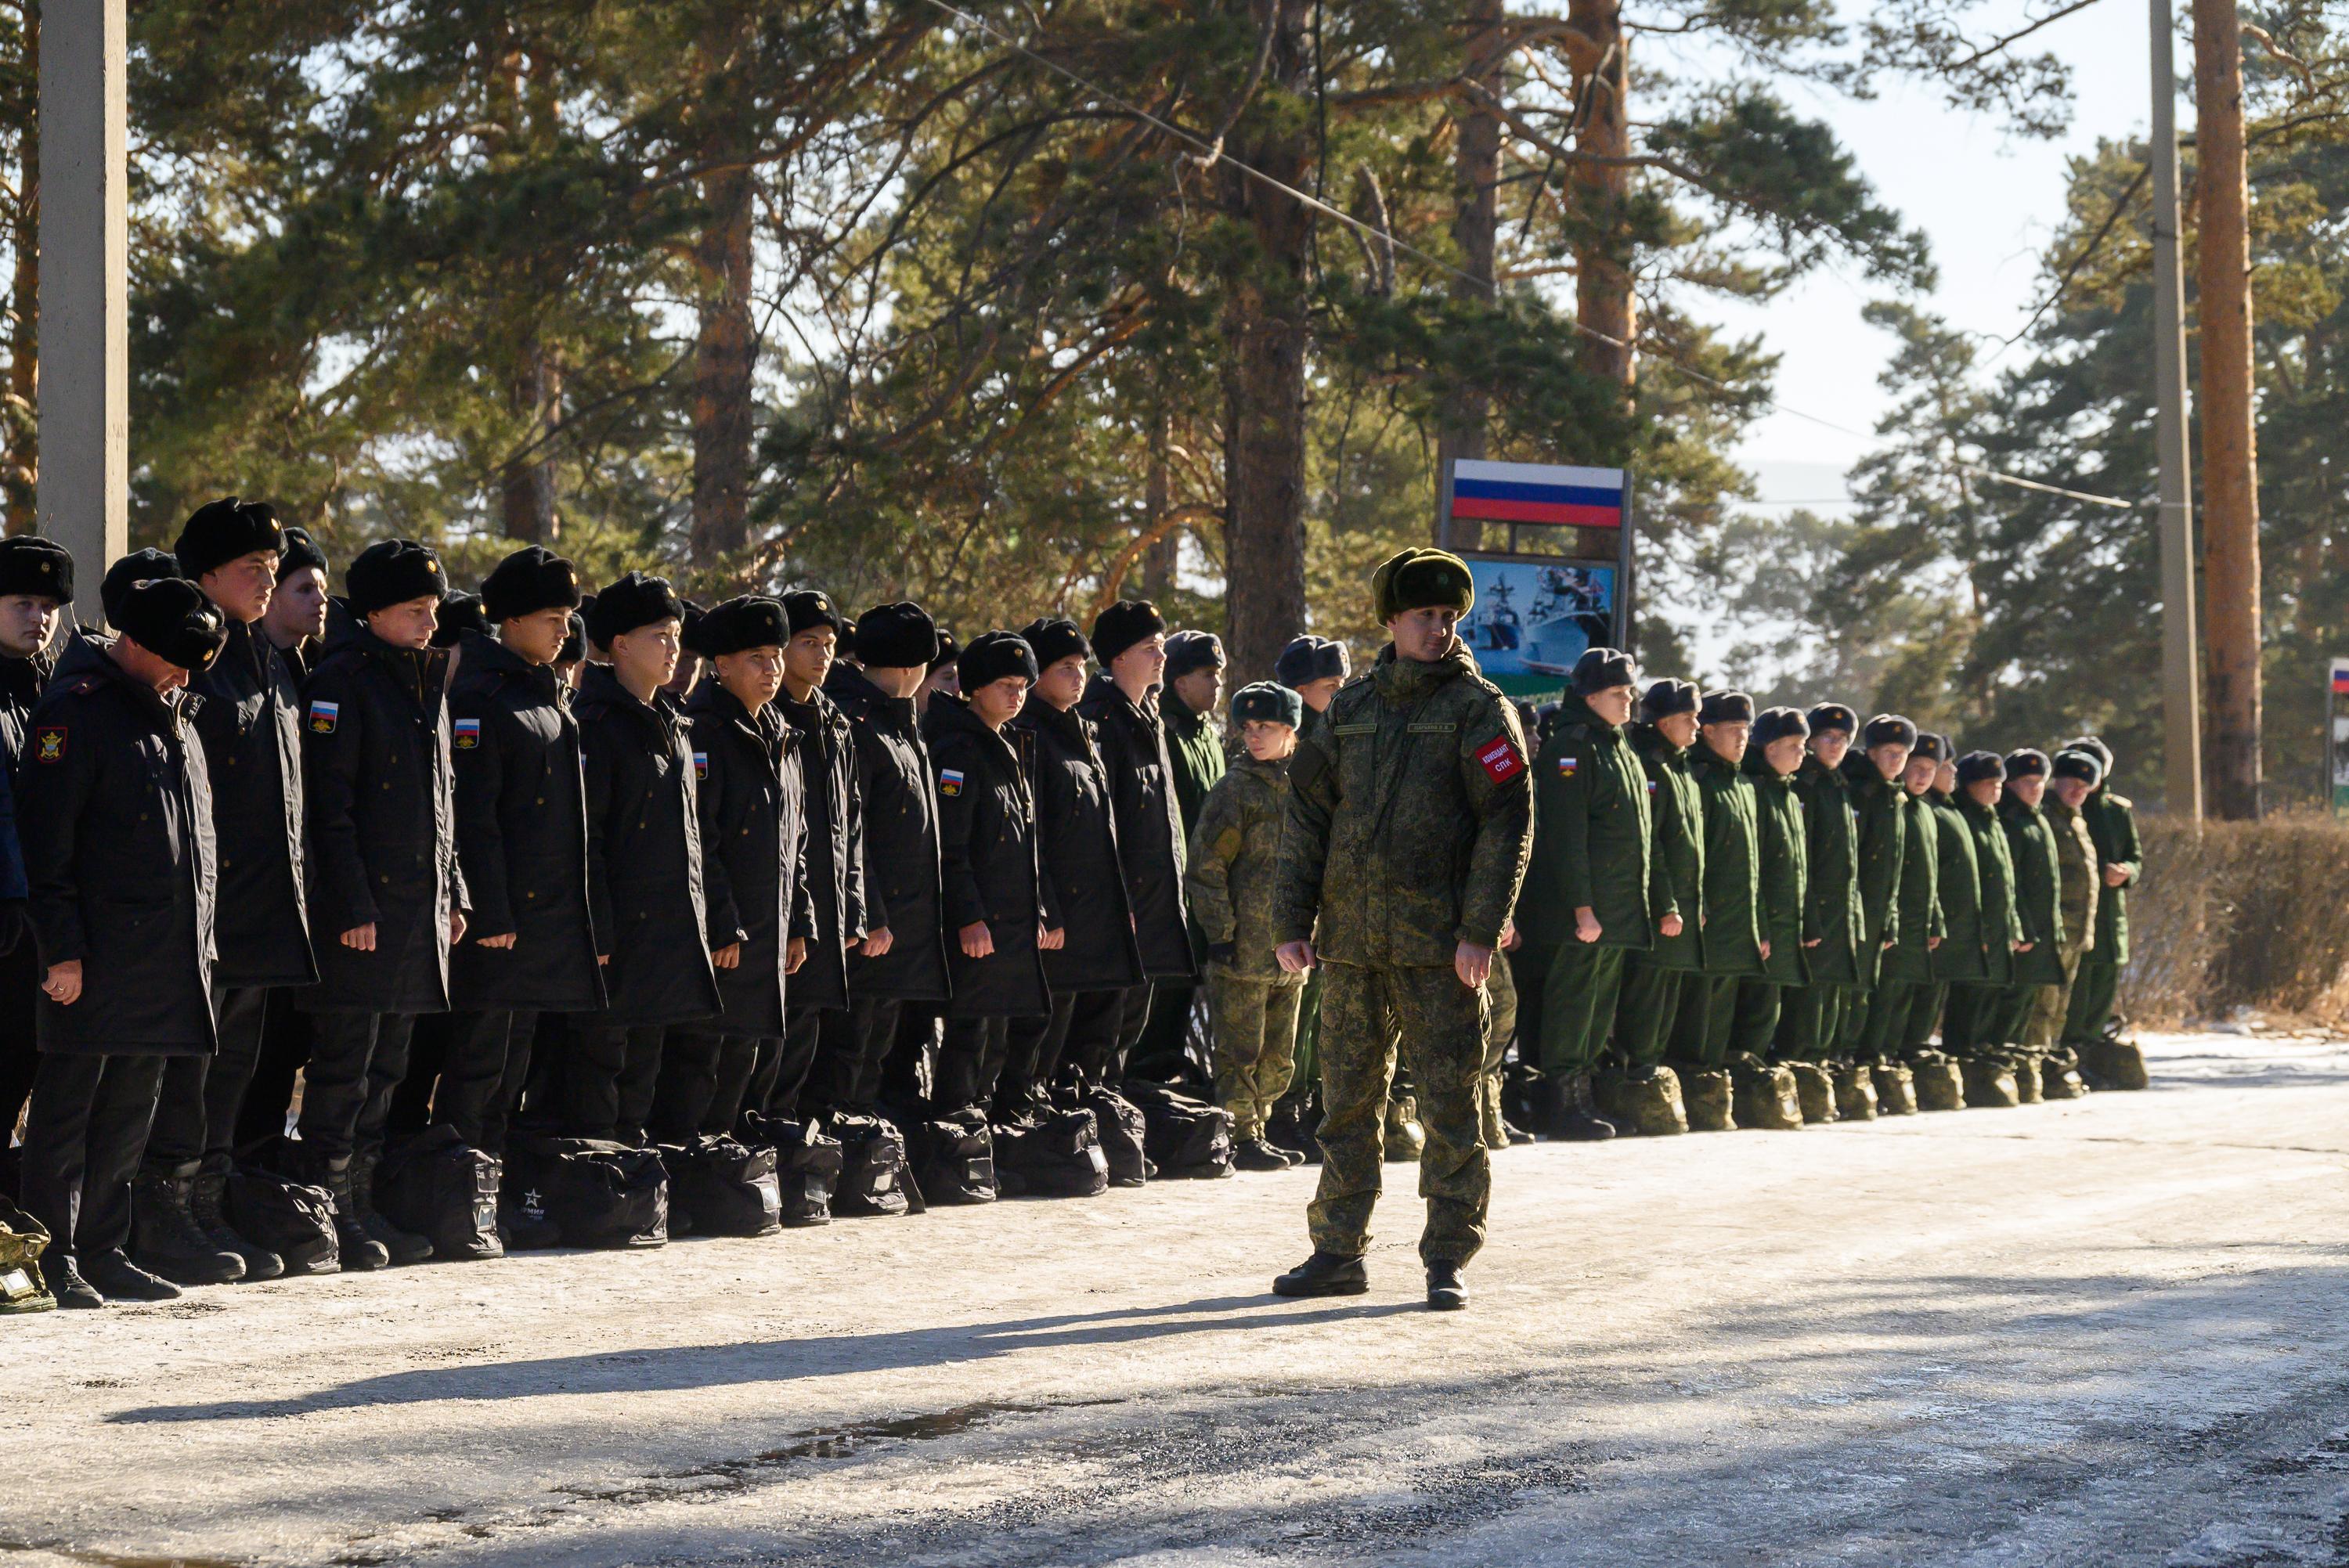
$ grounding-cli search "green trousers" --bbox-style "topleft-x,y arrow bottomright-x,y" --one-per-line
2062,960 -> 2120,1047
1670,972 -> 1747,1066
2025,938 -> 2088,1050
1534,942 -> 1630,1076
1905,982 -> 1949,1054
1947,982 -> 2032,1053
1732,979 -> 1788,1058
1774,982 -> 1851,1062
1616,956 -> 1690,1069
1205,965 -> 1306,1137
1308,961 -> 1490,1267
1860,980 -> 1931,1060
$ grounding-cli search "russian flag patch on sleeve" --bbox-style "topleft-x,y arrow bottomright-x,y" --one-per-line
939,768 -> 965,798
692,751 -> 709,780
1476,737 -> 1525,784
1557,755 -> 1580,777
453,718 -> 482,750
307,700 -> 339,734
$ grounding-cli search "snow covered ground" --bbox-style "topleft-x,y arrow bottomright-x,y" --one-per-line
9,1029 -> 2349,1567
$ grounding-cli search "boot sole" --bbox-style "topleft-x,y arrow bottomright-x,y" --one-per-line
1272,1278 -> 1369,1297
1427,1291 -> 1467,1310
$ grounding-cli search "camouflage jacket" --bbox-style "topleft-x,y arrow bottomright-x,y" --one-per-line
1186,751 -> 1293,979
2047,795 -> 2101,961
1274,643 -> 1532,968
1520,693 -> 1651,951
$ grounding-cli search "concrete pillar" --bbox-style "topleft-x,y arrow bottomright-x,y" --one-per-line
36,0 -> 129,622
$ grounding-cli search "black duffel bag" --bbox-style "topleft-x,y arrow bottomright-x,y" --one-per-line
906,1108 -> 995,1206
507,1134 -> 667,1249
994,1107 -> 1109,1199
1065,1074 -> 1151,1187
226,1157 -> 340,1276
664,1135 -> 782,1238
828,1113 -> 915,1218
377,1125 -> 503,1262
1124,1080 -> 1235,1179
738,1112 -> 844,1226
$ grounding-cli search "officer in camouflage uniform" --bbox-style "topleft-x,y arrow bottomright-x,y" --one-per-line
1270,549 -> 1532,1310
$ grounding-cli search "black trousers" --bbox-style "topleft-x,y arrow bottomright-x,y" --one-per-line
881,1007 -> 938,1108
146,986 -> 272,1169
20,1052 -> 167,1264
807,997 -> 905,1112
298,1012 -> 418,1164
235,997 -> 312,1154
0,943 -> 41,1148
564,1021 -> 668,1144
649,1029 -> 766,1142
428,1010 -> 538,1154
936,1016 -> 1012,1112
384,1012 -> 454,1141
746,1008 -> 828,1120
1059,986 -> 1146,1085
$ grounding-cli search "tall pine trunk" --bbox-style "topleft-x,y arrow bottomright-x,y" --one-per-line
500,344 -> 561,541
1569,0 -> 1635,388
2192,0 -> 2262,818
1435,0 -> 1504,550
689,3 -> 755,568
5,9 -> 35,537
1219,0 -> 1313,685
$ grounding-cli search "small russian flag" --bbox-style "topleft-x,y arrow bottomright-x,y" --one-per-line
453,718 -> 481,751
692,751 -> 709,780
2333,665 -> 2349,695
1557,755 -> 1579,777
939,767 -> 965,798
1451,459 -> 1624,530
307,699 -> 339,734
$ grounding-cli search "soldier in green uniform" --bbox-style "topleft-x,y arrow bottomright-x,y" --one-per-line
1729,708 -> 1810,1130
1517,647 -> 1649,1142
1774,704 -> 1864,1121
1943,751 -> 2030,1065
1994,749 -> 2064,1098
1265,636 -> 1351,1160
2059,734 -> 2143,1083
1269,548 -> 1532,1310
1911,737 -> 1968,1064
1609,679 -> 1704,1134
1188,681 -> 1309,1171
1671,690 -> 1761,1130
1860,731 -> 1945,1092
1834,716 -> 1914,1117
2033,748 -> 2103,1098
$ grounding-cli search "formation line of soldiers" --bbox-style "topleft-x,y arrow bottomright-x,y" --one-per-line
0,522 -> 2139,1317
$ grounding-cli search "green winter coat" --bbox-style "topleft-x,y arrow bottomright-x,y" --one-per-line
1627,720 -> 1705,971
1928,791 -> 1990,982
1520,693 -> 1652,952
1997,794 -> 2066,986
1274,643 -> 1533,968
1688,739 -> 1763,976
1954,793 -> 2028,985
1878,787 -> 1945,983
2081,784 -> 2142,965
1185,752 -> 1291,979
1792,753 -> 1865,984
1840,751 -> 1908,985
1163,687 -> 1227,837
1745,749 -> 1810,986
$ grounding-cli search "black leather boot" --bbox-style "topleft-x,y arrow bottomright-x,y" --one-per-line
130,1162 -> 244,1285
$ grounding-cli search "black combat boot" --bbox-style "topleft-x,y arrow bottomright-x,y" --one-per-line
348,1148 -> 433,1266
1425,1260 -> 1468,1310
83,1248 -> 182,1302
190,1155 -> 284,1282
1232,1136 -> 1294,1173
1272,1250 -> 1369,1297
47,1256 -> 105,1309
1539,1071 -> 1617,1141
130,1162 -> 245,1285
312,1152 -> 392,1272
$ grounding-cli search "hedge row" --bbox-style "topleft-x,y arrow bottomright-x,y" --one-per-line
2119,815 -> 2349,1027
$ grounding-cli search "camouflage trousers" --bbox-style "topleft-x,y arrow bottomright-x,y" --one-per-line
1205,965 -> 1306,1138
2025,937 -> 2089,1050
1308,961 -> 1490,1267
1478,950 -> 1519,1144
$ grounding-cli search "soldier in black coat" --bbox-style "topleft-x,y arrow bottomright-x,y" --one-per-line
295,540 -> 470,1270
927,633 -> 1049,1113
1080,600 -> 1195,1083
809,602 -> 951,1115
0,535 -> 65,1160
566,574 -> 720,1144
134,502 -> 317,1287
760,589 -> 865,1119
426,547 -> 601,1159
1000,618 -> 1145,1119
653,597 -> 814,1142
17,577 -> 229,1306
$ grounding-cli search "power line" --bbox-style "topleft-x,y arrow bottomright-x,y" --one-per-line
915,0 -> 2142,514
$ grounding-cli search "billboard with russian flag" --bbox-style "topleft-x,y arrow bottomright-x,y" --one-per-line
1438,458 -> 1635,692
1448,460 -> 1626,532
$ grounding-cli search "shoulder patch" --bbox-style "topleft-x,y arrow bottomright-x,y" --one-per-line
1475,735 -> 1525,784
939,767 -> 965,798
307,699 -> 339,734
453,718 -> 482,750
33,725 -> 63,765
692,750 -> 709,780
1556,754 -> 1581,777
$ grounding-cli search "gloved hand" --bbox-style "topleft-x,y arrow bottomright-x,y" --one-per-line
0,899 -> 31,957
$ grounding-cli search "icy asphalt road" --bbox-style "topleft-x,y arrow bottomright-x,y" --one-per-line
7,1030 -> 2349,1568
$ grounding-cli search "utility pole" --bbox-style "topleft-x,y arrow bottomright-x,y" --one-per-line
36,0 -> 130,621
2149,0 -> 2203,821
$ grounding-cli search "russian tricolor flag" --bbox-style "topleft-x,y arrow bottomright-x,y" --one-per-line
1450,460 -> 1625,530
2333,664 -> 2349,695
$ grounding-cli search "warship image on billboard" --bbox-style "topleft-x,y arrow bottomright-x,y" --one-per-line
1460,560 -> 1615,679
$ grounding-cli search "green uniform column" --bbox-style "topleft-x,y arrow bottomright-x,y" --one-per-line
2065,764 -> 2140,1047
1618,715 -> 1705,1069
1921,786 -> 1985,1053
1735,738 -> 1812,1058
1835,747 -> 1909,1058
1777,736 -> 1864,1061
1680,734 -> 1763,1067
1946,778 -> 2026,1054
1864,784 -> 1942,1061
1996,768 -> 2066,1051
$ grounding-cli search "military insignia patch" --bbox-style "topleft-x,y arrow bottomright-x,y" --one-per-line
692,751 -> 709,780
33,726 -> 63,765
308,700 -> 339,734
1476,737 -> 1524,784
453,719 -> 482,750
1647,779 -> 1658,793
1555,755 -> 1579,777
939,767 -> 965,797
